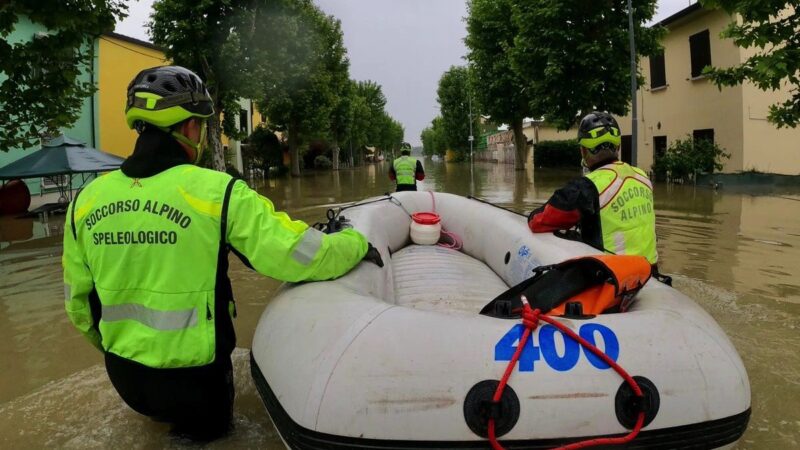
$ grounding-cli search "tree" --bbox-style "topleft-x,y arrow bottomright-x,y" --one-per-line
465,0 -> 533,170
436,66 -> 477,161
421,116 -> 447,157
701,0 -> 800,127
376,114 -> 404,159
510,0 -> 662,129
150,0 -> 257,172
0,1 -> 126,152
243,125 -> 284,177
255,1 -> 347,176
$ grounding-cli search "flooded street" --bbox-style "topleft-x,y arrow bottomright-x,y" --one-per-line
1,160 -> 799,449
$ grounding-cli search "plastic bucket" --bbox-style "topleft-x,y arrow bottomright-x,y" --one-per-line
410,212 -> 442,245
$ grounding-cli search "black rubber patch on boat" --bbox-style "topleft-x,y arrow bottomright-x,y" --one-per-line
615,375 -> 660,429
463,380 -> 520,438
504,252 -> 511,264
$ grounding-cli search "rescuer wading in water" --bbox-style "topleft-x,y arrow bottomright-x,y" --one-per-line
62,65 -> 383,440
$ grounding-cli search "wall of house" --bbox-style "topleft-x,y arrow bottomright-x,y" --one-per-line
738,18 -> 800,176
634,8 -> 744,173
97,35 -> 168,158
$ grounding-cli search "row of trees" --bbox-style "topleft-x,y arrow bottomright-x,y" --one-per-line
425,0 -> 800,170
421,66 -> 480,160
0,0 -> 404,176
150,0 -> 403,176
458,0 -> 662,170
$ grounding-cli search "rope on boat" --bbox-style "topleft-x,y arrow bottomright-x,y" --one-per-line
428,191 -> 463,251
488,295 -> 645,450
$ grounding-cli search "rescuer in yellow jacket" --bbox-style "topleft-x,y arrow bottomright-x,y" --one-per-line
62,66 -> 383,440
528,112 -> 659,269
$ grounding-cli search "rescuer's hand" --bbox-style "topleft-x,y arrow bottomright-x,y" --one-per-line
363,243 -> 384,268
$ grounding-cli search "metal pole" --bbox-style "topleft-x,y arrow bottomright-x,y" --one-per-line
468,94 -> 474,163
627,0 -> 638,166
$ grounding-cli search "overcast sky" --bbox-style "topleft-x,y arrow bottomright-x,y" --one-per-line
116,0 -> 698,145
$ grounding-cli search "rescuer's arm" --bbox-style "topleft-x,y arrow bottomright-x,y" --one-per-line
415,160 -> 425,181
62,202 -> 102,351
388,164 -> 397,181
227,181 -> 369,282
528,177 -> 596,233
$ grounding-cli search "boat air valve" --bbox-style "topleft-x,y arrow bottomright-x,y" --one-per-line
463,380 -> 520,438
615,375 -> 660,429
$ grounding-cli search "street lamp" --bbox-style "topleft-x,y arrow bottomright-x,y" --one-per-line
627,0 -> 638,165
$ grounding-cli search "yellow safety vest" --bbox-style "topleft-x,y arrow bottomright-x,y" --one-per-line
393,156 -> 417,185
586,162 -> 658,264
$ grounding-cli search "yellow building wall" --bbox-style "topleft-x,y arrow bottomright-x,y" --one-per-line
738,9 -> 800,175
632,8 -> 744,173
97,35 -> 168,157
741,80 -> 800,175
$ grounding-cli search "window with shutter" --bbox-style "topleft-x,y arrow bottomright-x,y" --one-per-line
689,30 -> 711,78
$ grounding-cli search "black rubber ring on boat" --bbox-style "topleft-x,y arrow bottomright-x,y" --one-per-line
615,375 -> 660,429
463,380 -> 520,438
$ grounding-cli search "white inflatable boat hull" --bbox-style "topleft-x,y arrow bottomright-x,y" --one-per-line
251,192 -> 750,449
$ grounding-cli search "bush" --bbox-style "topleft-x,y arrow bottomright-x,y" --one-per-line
533,139 -> 582,168
652,136 -> 730,182
314,155 -> 332,169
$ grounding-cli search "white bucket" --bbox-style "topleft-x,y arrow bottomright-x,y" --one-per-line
409,212 -> 441,245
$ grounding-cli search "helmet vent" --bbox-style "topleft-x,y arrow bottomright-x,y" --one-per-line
146,74 -> 157,82
163,81 -> 176,92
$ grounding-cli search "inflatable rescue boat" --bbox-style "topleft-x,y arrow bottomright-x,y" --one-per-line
251,192 -> 750,449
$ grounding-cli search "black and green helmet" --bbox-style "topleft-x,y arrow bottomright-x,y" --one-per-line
125,66 -> 214,129
577,111 -> 621,152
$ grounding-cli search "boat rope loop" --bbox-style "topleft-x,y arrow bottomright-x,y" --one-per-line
428,191 -> 463,250
487,295 -> 645,450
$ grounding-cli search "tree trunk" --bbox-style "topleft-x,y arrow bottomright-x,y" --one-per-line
288,123 -> 300,177
512,119 -> 527,171
332,145 -> 340,171
208,113 -> 226,172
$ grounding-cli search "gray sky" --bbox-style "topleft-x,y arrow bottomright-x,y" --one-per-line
116,0 -> 698,145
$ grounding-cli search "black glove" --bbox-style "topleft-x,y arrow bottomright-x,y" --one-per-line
363,242 -> 384,268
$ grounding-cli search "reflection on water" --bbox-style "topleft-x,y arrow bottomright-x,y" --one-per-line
1,159 -> 798,448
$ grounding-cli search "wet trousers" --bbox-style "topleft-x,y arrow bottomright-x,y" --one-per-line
105,351 -> 234,441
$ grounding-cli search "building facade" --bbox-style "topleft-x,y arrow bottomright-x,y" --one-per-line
1,23 -> 252,195
530,3 -> 800,176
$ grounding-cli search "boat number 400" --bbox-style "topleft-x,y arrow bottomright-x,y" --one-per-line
495,323 -> 619,372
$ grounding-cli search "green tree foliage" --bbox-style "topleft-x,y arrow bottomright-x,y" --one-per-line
533,139 -> 582,168
436,66 -> 477,160
465,0 -> 532,170
254,1 -> 348,176
0,1 -> 127,152
652,135 -> 731,181
243,125 -> 284,177
420,116 -> 447,157
150,0 -> 257,172
511,0 -> 661,131
701,0 -> 800,127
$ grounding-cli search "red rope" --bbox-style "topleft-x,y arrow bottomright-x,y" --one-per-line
487,296 -> 646,450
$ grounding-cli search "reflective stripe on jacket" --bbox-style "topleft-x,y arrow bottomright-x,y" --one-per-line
393,156 -> 417,185
63,165 -> 368,369
586,161 -> 658,264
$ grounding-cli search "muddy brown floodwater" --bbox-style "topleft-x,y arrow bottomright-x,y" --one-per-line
1,160 -> 798,449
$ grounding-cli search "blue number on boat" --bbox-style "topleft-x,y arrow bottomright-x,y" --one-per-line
495,322 -> 619,372
538,324 -> 581,371
494,324 -> 540,372
578,323 -> 620,370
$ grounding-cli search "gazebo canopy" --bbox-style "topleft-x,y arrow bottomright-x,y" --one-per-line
0,136 -> 124,180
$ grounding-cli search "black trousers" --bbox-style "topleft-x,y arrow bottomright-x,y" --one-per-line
105,351 -> 234,440
395,183 -> 417,192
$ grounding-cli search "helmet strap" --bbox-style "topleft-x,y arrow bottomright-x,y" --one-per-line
159,121 -> 207,164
